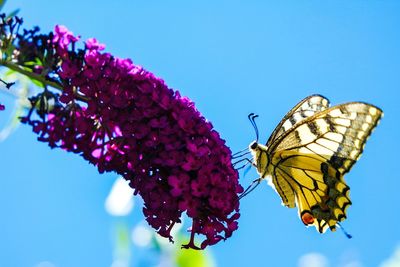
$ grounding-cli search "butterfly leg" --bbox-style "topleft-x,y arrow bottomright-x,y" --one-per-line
233,158 -> 254,170
239,177 -> 262,200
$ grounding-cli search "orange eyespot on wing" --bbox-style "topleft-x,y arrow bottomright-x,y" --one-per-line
301,211 -> 315,225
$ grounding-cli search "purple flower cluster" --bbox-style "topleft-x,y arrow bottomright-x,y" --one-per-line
0,103 -> 4,110
23,26 -> 243,249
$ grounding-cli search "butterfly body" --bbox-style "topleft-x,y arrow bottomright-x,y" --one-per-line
249,95 -> 382,233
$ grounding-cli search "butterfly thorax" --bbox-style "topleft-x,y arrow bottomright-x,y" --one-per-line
249,141 -> 271,178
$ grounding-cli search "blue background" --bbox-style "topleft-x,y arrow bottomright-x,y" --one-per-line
1,1 -> 399,266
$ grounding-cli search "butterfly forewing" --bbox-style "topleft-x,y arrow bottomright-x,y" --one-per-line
271,102 -> 382,164
255,96 -> 382,234
266,94 -> 330,147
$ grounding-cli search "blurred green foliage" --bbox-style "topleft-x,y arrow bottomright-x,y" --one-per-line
175,238 -> 214,267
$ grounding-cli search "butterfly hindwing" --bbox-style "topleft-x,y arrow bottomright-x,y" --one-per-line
271,151 -> 352,232
271,166 -> 296,208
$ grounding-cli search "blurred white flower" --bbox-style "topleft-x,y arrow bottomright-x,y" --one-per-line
298,252 -> 329,267
105,177 -> 134,216
131,224 -> 153,247
381,245 -> 400,267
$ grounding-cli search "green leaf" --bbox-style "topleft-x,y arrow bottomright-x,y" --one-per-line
24,59 -> 43,67
175,246 -> 214,267
0,0 -> 6,12
0,72 -> 30,141
9,65 -> 46,88
116,223 -> 130,248
30,78 -> 45,88
4,68 -> 17,77
174,235 -> 215,267
6,8 -> 20,19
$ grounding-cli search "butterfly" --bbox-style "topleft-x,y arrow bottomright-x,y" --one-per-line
244,94 -> 383,234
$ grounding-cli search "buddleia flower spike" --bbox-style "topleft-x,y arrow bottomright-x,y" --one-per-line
0,18 -> 244,249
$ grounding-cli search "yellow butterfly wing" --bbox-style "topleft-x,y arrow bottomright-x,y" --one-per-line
262,95 -> 330,209
267,101 -> 382,233
266,94 -> 330,148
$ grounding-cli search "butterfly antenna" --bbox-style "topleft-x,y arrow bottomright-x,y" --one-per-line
337,223 -> 352,239
239,178 -> 261,200
233,158 -> 252,167
232,151 -> 251,160
248,113 -> 260,142
232,147 -> 251,158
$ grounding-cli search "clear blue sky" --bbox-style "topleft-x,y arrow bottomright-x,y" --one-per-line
1,1 -> 399,267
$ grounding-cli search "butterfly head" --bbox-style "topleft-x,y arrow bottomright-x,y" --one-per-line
249,141 -> 269,176
249,141 -> 258,150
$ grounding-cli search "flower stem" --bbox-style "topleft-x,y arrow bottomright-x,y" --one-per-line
0,60 -> 62,90
0,60 -> 90,102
